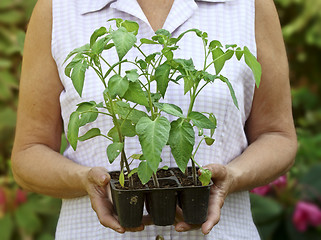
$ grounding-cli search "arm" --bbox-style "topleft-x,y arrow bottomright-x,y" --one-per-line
11,0 -> 137,233
175,0 -> 297,234
11,0 -> 89,199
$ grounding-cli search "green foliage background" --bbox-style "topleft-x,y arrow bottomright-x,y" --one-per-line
0,0 -> 320,239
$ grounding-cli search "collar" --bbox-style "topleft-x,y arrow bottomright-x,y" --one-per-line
80,0 -> 228,15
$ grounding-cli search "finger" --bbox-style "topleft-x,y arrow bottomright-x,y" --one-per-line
87,167 -> 111,186
201,188 -> 224,235
174,206 -> 201,232
90,195 -> 125,233
124,225 -> 145,232
141,214 -> 153,225
175,222 -> 201,232
201,164 -> 227,180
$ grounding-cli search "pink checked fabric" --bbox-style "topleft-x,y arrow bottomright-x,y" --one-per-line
52,0 -> 260,239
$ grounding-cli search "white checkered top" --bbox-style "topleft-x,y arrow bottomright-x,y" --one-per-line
52,0 -> 260,239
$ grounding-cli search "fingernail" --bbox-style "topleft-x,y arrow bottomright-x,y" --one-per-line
177,226 -> 184,232
100,175 -> 107,184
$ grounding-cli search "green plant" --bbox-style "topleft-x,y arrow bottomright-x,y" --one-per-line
65,18 -> 261,188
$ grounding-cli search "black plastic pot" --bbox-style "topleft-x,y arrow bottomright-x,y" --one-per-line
178,181 -> 212,224
145,178 -> 179,226
110,180 -> 145,228
109,168 -> 212,227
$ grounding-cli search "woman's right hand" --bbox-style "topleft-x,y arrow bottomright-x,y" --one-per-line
85,167 -> 146,233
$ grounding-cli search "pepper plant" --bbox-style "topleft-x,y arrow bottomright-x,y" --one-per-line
64,18 -> 261,188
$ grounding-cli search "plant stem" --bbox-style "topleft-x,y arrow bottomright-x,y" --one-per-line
152,172 -> 160,188
121,149 -> 133,187
191,157 -> 197,186
187,86 -> 197,115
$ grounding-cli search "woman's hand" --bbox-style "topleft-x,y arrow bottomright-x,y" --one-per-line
174,164 -> 234,235
85,167 -> 146,233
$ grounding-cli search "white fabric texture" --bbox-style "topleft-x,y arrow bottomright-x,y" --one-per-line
52,0 -> 261,239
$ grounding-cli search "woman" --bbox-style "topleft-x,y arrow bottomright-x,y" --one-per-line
11,0 -> 297,239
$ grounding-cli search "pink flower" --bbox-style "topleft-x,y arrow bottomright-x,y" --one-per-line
292,201 -> 321,232
271,175 -> 287,189
14,189 -> 28,207
251,185 -> 271,196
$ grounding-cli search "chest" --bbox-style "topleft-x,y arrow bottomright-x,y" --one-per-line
137,0 -> 175,31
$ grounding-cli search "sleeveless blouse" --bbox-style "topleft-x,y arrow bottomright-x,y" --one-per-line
52,0 -> 260,239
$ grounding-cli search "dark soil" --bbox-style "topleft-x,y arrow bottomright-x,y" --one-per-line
156,169 -> 173,178
147,178 -> 178,189
111,172 -> 146,190
171,168 -> 202,186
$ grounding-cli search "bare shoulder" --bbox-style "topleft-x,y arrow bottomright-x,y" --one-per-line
255,0 -> 286,56
245,0 -> 296,143
13,0 -> 63,153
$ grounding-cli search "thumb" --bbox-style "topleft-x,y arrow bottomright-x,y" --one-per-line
87,167 -> 111,186
202,164 -> 227,180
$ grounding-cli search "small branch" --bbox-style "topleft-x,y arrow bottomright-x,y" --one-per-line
152,172 -> 160,188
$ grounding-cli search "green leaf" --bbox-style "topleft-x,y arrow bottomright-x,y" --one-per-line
155,63 -> 171,97
250,193 -> 283,225
212,48 -> 234,75
244,46 -> 262,88
120,119 -> 136,137
225,44 -> 237,49
183,76 -> 194,94
128,168 -> 138,178
119,170 -> 125,187
136,117 -> 170,172
235,47 -> 243,60
155,29 -> 171,38
199,168 -> 212,186
145,53 -> 158,63
78,128 -> 101,141
65,54 -> 82,78
108,74 -> 129,98
90,27 -> 107,47
218,75 -> 239,109
67,112 -> 80,150
137,59 -> 147,69
111,27 -> 136,60
107,142 -> 124,164
76,102 -> 99,126
209,40 -> 223,50
162,47 -> 173,60
91,35 -> 111,55
121,20 -> 139,35
153,102 -> 185,118
299,163 -> 321,198
125,69 -> 139,82
114,101 -> 149,123
173,58 -> 195,71
168,120 -> 195,172
122,82 -> 149,107
107,127 -> 119,142
70,59 -> 88,97
130,154 -> 143,160
188,112 -> 216,129
209,113 -> 217,137
15,204 -> 42,235
64,44 -> 90,64
0,214 -> 14,240
137,161 -> 153,184
204,136 -> 215,146
140,38 -> 158,44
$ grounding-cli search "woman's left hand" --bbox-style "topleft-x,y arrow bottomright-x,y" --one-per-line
174,164 -> 235,235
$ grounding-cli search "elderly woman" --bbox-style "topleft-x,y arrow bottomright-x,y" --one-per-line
11,0 -> 297,239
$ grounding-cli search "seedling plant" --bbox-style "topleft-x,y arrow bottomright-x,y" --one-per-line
64,18 -> 261,189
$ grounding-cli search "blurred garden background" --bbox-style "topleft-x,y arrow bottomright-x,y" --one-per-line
0,0 -> 321,239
